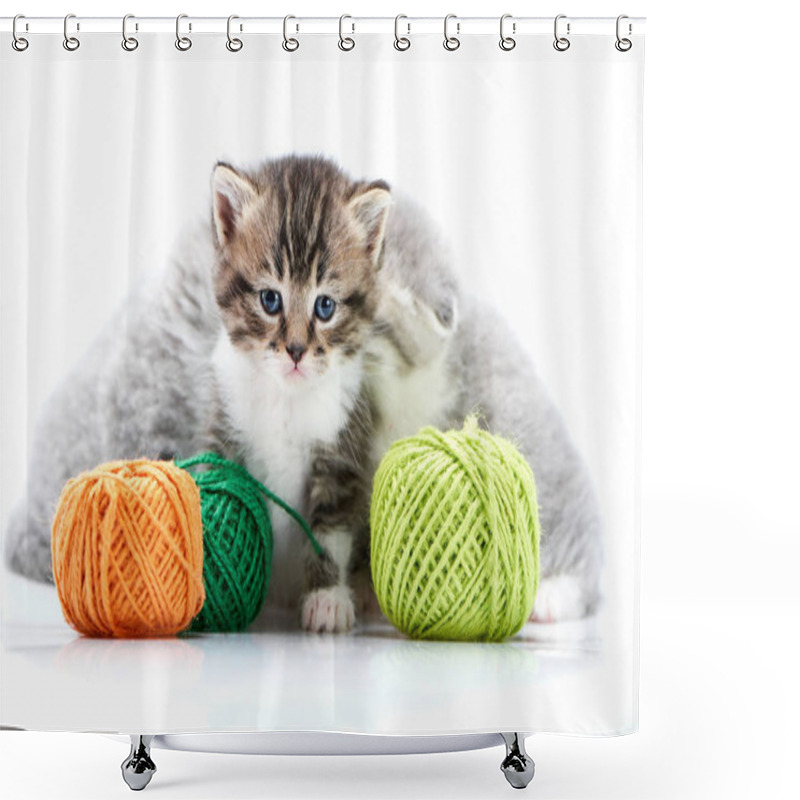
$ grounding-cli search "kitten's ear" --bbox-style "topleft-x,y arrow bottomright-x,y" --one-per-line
211,163 -> 258,247
349,181 -> 392,268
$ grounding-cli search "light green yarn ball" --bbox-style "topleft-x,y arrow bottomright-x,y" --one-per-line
370,417 -> 540,642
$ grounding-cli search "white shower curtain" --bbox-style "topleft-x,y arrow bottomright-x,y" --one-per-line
1,19 -> 643,737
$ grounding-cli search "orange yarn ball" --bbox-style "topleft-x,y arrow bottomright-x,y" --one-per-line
51,460 -> 205,638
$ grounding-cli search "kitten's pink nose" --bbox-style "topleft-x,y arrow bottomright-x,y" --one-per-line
286,343 -> 306,364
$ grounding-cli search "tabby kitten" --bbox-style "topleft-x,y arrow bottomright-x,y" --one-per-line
208,157 -> 396,631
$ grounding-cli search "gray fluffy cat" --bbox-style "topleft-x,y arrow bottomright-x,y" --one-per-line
4,155 -> 602,632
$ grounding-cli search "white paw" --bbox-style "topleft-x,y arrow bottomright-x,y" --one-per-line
529,575 -> 587,623
301,586 -> 356,633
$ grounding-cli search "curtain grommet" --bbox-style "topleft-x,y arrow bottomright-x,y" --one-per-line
499,14 -> 516,51
553,14 -> 570,52
443,14 -> 460,51
121,14 -> 139,52
175,14 -> 192,51
282,15 -> 299,52
338,14 -> 355,51
394,15 -> 411,51
63,13 -> 80,52
226,15 -> 243,52
12,14 -> 29,51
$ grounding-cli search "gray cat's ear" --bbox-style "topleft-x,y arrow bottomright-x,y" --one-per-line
211,163 -> 258,247
349,181 -> 392,268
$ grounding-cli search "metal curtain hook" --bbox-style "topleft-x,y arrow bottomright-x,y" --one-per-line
499,13 -> 516,51
338,14 -> 355,51
283,15 -> 299,52
553,14 -> 570,52
615,14 -> 632,51
443,13 -> 460,51
394,14 -> 410,51
63,13 -> 80,51
12,14 -> 29,51
176,14 -> 192,50
227,15 -> 243,51
122,14 -> 138,51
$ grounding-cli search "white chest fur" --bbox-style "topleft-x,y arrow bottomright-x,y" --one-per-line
211,335 -> 361,609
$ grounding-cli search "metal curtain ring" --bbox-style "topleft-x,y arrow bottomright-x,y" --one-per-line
443,14 -> 460,51
338,14 -> 355,51
615,14 -> 632,52
553,14 -> 570,52
283,15 -> 299,52
499,13 -> 516,51
63,13 -> 80,51
394,14 -> 410,51
176,14 -> 192,51
122,14 -> 139,51
12,14 -> 29,51
227,15 -> 243,52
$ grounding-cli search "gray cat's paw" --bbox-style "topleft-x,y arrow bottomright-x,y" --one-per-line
301,586 -> 355,633
529,575 -> 587,623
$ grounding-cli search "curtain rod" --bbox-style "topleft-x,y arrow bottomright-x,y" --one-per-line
1,16 -> 646,37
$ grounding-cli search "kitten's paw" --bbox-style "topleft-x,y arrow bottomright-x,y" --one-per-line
301,586 -> 356,634
530,575 -> 587,623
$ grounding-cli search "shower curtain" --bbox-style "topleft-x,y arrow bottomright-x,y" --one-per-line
0,16 -> 643,739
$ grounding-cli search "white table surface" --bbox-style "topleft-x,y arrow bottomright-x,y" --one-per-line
1,568 -> 624,737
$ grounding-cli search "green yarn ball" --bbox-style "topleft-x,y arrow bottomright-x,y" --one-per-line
370,417 -> 540,642
176,454 -> 273,633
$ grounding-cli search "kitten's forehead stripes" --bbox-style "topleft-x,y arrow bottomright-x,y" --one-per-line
279,244 -> 291,281
263,257 -> 282,281
309,195 -> 327,271
274,163 -> 336,285
315,252 -> 328,284
309,249 -> 324,284
281,169 -> 295,264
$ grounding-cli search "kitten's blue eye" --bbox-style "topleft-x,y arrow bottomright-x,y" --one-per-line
314,295 -> 336,321
260,289 -> 282,315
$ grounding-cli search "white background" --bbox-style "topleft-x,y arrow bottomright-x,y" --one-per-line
1,1 -> 798,799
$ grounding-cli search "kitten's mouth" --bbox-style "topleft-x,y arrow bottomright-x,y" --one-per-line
282,363 -> 308,381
